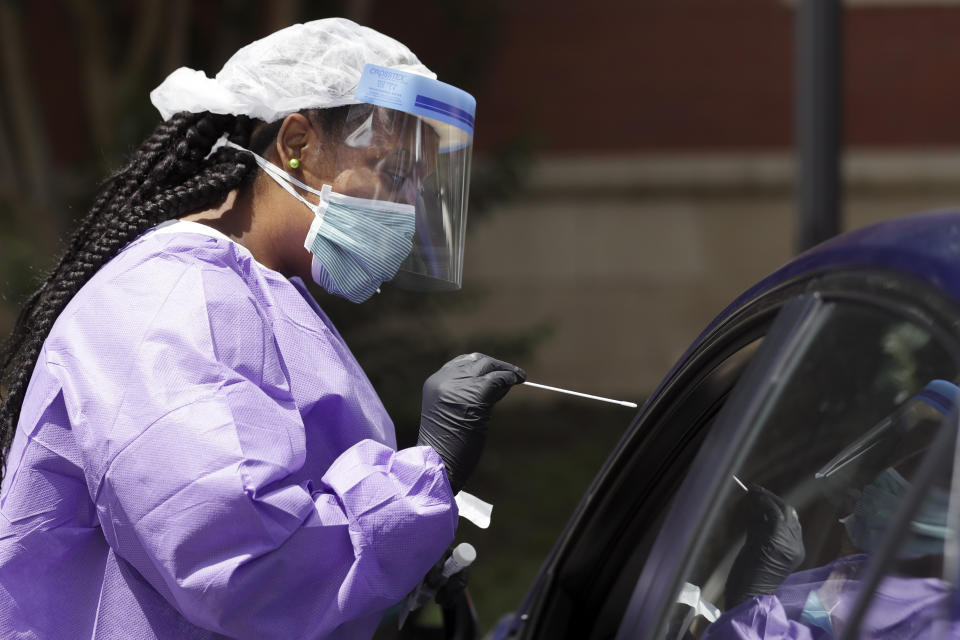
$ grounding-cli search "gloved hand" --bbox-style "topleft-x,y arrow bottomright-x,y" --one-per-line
724,485 -> 805,608
434,566 -> 470,608
419,548 -> 471,608
398,545 -> 471,631
417,353 -> 526,494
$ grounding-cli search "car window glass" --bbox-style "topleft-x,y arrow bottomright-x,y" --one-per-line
578,340 -> 765,640
830,413 -> 960,640
656,301 -> 959,640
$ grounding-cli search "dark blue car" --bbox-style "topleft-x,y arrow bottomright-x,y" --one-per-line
473,211 -> 960,639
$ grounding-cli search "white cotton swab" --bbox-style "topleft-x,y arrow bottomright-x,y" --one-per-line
733,475 -> 749,492
521,381 -> 638,408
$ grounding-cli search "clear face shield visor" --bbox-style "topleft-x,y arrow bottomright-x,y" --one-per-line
814,380 -> 959,558
815,380 -> 960,486
323,64 -> 475,292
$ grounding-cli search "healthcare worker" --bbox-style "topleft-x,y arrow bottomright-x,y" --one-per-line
701,380 -> 959,639
0,18 -> 524,640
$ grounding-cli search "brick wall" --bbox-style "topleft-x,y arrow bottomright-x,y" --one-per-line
373,0 -> 960,153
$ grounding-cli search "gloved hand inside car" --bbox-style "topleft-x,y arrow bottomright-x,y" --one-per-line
417,353 -> 526,494
724,485 -> 805,608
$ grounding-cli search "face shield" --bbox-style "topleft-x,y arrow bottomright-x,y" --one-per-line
320,64 -> 475,292
815,380 -> 959,557
816,380 -> 959,486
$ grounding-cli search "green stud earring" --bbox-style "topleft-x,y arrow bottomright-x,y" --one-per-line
288,158 -> 301,169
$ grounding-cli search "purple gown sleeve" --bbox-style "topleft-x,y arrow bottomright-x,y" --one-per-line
700,596 -> 816,640
60,262 -> 457,638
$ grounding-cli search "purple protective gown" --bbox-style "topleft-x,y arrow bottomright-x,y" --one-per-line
0,221 -> 458,639
701,555 -> 959,639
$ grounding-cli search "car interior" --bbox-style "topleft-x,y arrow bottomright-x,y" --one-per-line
509,274 -> 960,640
654,299 -> 959,639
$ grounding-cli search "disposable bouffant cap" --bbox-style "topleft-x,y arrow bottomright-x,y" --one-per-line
150,18 -> 436,123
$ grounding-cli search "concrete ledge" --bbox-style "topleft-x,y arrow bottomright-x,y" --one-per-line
518,150 -> 960,196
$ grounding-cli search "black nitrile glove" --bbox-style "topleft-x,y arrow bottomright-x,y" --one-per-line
435,566 -> 470,608
724,485 -> 805,608
404,546 -> 471,617
417,353 -> 526,494
415,547 -> 472,608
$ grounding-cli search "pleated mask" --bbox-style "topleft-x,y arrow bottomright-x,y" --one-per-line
225,141 -> 416,303
840,467 -> 950,558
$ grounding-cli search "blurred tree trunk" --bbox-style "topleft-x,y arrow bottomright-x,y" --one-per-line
0,0 -> 191,256
0,95 -> 16,199
0,0 -> 59,252
267,0 -> 299,32
344,0 -> 373,24
66,0 -> 165,155
162,0 -> 189,73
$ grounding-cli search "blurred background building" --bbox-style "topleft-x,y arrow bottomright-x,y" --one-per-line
4,0 -> 960,633
431,0 -> 960,399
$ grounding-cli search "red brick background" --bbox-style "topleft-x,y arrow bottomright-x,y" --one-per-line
375,1 -> 960,152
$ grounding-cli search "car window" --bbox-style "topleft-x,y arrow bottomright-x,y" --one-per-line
827,394 -> 960,640
649,299 -> 959,640
588,403 -> 742,640
525,330 -> 768,640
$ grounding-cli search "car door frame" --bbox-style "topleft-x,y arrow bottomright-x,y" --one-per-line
498,267 -> 960,640
617,273 -> 960,638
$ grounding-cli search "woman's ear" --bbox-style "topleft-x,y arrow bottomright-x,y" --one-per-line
276,113 -> 314,170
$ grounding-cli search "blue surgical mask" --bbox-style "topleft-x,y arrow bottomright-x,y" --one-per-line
224,141 -> 416,303
841,467 -> 950,559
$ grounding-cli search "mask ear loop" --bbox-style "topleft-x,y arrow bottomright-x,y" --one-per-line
221,139 -> 331,221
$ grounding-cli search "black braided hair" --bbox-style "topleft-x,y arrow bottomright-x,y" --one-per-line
0,111 -> 259,480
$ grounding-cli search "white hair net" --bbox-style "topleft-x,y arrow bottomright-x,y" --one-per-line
150,18 -> 436,123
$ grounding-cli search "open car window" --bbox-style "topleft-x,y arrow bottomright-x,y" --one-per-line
618,293 -> 960,640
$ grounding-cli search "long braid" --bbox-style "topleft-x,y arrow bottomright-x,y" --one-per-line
0,114 -> 215,362
0,111 -> 258,480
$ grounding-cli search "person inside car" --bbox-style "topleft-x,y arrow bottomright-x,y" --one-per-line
701,380 -> 958,639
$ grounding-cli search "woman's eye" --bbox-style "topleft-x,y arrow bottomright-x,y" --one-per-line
377,149 -> 415,190
382,169 -> 407,188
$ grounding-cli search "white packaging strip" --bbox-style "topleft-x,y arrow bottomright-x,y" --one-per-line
673,584 -> 721,640
454,491 -> 493,529
677,582 -> 721,623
